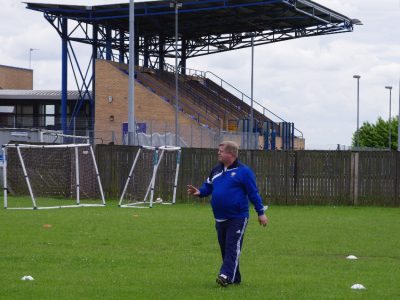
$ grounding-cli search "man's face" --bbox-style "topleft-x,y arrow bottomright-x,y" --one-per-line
218,145 -> 234,165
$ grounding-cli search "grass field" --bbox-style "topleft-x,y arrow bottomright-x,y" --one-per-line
0,198 -> 399,299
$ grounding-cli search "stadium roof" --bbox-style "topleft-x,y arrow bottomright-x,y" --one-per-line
26,0 -> 356,39
0,90 -> 86,100
0,64 -> 32,72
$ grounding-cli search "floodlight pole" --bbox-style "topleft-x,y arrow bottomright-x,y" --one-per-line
385,86 -> 392,151
128,0 -> 136,145
250,35 -> 254,150
170,1 -> 182,146
398,79 -> 400,152
29,48 -> 39,69
353,75 -> 361,148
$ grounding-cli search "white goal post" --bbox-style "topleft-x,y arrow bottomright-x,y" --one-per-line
119,145 -> 181,208
2,143 -> 105,210
39,130 -> 90,144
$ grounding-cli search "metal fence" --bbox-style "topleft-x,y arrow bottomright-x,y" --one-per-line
97,119 -> 260,149
96,145 -> 400,206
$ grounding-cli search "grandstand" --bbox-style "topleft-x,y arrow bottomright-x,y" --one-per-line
24,0 -> 357,149
95,59 -> 294,148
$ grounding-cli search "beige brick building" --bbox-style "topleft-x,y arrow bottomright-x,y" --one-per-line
0,65 -> 33,90
95,60 -> 214,146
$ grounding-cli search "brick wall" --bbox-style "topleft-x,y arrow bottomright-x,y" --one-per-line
0,65 -> 33,90
94,59 -> 211,145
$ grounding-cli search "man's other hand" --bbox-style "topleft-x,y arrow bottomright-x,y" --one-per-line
258,214 -> 268,227
187,185 -> 200,196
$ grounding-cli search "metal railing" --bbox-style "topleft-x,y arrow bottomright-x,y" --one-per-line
164,62 -> 303,138
135,60 -> 303,137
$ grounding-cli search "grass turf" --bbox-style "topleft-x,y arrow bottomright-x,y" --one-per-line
0,199 -> 399,299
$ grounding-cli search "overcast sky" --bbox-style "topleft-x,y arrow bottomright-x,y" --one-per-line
0,0 -> 399,149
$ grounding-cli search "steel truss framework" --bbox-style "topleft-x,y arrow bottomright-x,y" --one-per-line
27,0 -> 356,134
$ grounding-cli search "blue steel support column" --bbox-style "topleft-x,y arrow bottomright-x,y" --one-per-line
283,122 -> 287,150
291,123 -> 295,150
181,38 -> 186,75
119,29 -> 125,63
159,35 -> 165,70
263,121 -> 270,150
286,122 -> 290,149
284,122 -> 287,149
143,37 -> 149,68
271,128 -> 276,150
106,25 -> 112,61
61,17 -> 68,134
134,36 -> 139,66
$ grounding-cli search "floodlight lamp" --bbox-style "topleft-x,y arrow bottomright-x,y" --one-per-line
351,19 -> 363,25
244,32 -> 255,37
170,1 -> 182,8
353,75 -> 360,79
385,86 -> 392,90
217,44 -> 228,50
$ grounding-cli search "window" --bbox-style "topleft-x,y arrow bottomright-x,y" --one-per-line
45,104 -> 55,126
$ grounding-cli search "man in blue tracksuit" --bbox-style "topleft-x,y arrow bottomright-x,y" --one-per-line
188,141 -> 268,287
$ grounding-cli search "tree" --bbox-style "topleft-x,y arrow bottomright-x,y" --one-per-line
352,116 -> 399,150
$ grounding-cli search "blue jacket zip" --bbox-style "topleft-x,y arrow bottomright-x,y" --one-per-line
199,160 -> 265,219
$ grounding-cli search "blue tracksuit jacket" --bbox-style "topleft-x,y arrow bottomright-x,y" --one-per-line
198,160 -> 265,220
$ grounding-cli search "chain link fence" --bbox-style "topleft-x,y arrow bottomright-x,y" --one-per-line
96,119 -> 260,149
0,117 -> 261,149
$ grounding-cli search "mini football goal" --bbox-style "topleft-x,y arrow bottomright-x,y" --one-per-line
119,145 -> 181,208
39,130 -> 90,144
2,143 -> 105,210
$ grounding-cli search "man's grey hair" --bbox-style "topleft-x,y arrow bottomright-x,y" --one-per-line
219,141 -> 239,158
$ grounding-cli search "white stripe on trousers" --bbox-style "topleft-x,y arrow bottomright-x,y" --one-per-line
232,218 -> 248,282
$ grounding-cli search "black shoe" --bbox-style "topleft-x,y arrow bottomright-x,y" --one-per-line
216,274 -> 229,287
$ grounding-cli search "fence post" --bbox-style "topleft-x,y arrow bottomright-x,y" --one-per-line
396,152 -> 399,205
190,123 -> 193,148
200,127 -> 203,148
350,152 -> 359,205
285,151 -> 288,204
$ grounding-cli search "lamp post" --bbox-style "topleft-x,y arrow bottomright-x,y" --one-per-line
128,0 -> 136,145
244,32 -> 255,149
353,75 -> 361,148
170,0 -> 182,146
398,80 -> 400,152
250,35 -> 254,149
385,86 -> 392,150
29,48 -> 39,69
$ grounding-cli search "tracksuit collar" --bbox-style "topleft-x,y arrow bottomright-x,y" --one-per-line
221,159 -> 239,171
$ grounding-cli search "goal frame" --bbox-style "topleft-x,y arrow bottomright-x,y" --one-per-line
118,145 -> 181,208
2,143 -> 106,210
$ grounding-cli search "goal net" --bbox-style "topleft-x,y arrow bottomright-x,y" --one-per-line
119,146 -> 181,208
2,143 -> 105,210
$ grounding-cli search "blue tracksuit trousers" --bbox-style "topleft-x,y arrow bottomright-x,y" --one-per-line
215,218 -> 248,283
